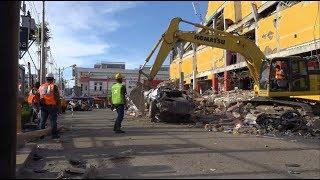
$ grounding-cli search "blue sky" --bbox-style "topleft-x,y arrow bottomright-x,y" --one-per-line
23,1 -> 208,87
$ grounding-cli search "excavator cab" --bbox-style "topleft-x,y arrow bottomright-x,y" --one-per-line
258,56 -> 317,98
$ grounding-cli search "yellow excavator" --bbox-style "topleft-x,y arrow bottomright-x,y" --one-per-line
130,17 -> 320,116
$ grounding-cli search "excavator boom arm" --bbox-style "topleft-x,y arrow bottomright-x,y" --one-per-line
144,17 -> 266,86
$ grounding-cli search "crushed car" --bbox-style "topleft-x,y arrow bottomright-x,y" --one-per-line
147,86 -> 194,123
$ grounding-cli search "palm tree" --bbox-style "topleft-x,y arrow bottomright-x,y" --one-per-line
34,21 -> 51,46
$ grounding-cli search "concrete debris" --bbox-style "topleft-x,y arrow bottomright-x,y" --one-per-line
206,89 -> 254,107
68,158 -> 86,169
187,89 -> 320,139
32,153 -> 43,161
109,149 -> 135,161
205,124 -> 213,131
288,170 -> 301,174
56,171 -> 67,179
156,81 -> 178,89
84,163 -> 98,179
285,163 -> 300,167
65,166 -> 86,175
126,98 -> 142,117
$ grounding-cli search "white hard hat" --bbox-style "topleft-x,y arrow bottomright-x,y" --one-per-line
46,73 -> 54,79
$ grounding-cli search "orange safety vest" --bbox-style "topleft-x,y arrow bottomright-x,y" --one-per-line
39,82 -> 57,105
27,89 -> 40,105
275,69 -> 285,80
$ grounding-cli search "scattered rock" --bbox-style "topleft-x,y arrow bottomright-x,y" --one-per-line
205,124 -> 213,131
84,163 -> 98,179
65,167 -> 86,175
32,153 -> 43,161
285,163 -> 300,167
56,170 -> 70,179
194,122 -> 204,128
288,170 -> 301,174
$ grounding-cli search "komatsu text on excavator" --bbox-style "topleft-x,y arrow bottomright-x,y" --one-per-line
130,17 -> 320,117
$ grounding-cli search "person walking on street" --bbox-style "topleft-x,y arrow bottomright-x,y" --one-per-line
38,73 -> 61,139
111,73 -> 127,133
27,82 -> 41,124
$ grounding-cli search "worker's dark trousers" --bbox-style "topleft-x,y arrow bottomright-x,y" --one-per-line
39,105 -> 58,137
114,105 -> 124,131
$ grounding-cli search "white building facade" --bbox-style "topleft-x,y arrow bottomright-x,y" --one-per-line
74,62 -> 169,97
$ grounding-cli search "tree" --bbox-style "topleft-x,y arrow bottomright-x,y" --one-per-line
34,21 -> 51,46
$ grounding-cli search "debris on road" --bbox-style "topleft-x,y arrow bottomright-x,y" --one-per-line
84,163 -> 98,179
285,163 -> 301,167
109,149 -> 135,161
288,170 -> 301,174
33,168 -> 48,173
126,97 -> 142,117
32,153 -> 43,161
187,89 -> 320,139
65,166 -> 86,175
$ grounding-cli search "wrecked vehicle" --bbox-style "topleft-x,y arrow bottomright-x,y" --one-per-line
148,87 -> 194,123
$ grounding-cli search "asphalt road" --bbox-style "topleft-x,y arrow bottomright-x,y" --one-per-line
18,109 -> 320,179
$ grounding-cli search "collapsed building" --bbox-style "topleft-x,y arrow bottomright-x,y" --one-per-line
127,1 -> 320,139
169,1 -> 320,93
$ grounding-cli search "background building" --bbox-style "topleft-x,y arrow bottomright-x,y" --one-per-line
74,61 -> 169,97
170,1 -> 320,93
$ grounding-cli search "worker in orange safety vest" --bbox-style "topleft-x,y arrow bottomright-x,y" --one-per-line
27,82 -> 41,124
38,73 -> 61,139
274,65 -> 287,90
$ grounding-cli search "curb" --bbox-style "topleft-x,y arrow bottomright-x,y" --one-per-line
16,143 -> 37,175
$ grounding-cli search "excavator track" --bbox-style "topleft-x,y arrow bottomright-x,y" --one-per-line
242,97 -> 316,118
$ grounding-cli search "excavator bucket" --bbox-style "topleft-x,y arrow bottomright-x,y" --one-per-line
129,82 -> 146,116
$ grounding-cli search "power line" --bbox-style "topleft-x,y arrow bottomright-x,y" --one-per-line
31,1 -> 40,23
191,2 -> 204,25
27,50 -> 38,71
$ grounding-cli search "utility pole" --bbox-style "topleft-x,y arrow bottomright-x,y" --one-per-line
28,62 -> 32,90
40,1 -> 45,83
0,1 -> 20,178
58,67 -> 61,91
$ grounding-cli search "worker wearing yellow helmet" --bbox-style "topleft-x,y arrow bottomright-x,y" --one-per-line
111,73 -> 127,133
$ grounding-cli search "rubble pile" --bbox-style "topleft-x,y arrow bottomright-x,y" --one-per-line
206,89 -> 255,107
156,80 -> 177,89
189,89 -> 320,139
125,97 -> 141,117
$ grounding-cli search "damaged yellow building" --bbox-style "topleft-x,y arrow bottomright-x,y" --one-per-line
169,1 -> 320,93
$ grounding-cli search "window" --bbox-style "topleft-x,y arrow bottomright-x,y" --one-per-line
85,86 -> 88,91
99,86 -> 102,91
230,53 -> 237,65
81,84 -> 83,91
94,86 -> 97,91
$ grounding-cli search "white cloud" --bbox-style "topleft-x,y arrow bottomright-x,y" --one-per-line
27,1 -> 139,70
